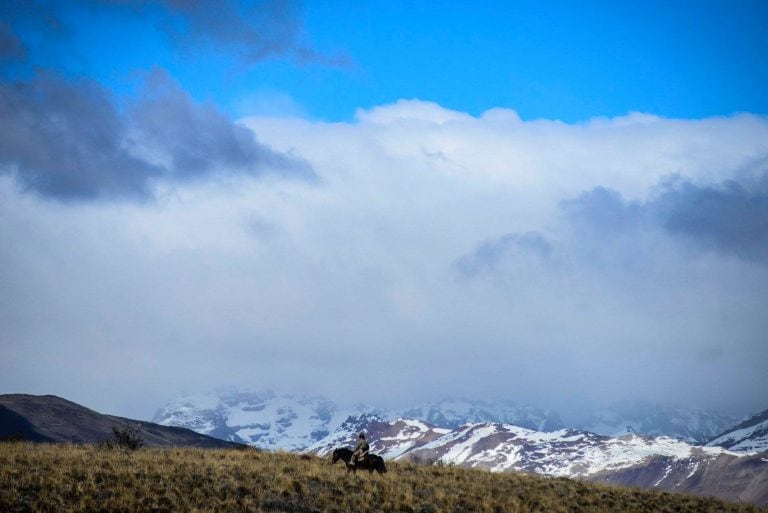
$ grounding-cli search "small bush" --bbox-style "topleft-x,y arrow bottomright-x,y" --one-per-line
98,425 -> 145,451
113,425 -> 144,451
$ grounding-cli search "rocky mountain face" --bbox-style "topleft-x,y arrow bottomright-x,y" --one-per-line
707,408 -> 768,452
592,451 -> 768,506
0,394 -> 241,448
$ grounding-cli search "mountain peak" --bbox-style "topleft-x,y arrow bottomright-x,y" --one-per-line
707,408 -> 768,452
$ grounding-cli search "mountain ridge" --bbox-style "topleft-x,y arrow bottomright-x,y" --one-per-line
0,394 -> 243,448
153,389 -> 744,449
707,408 -> 768,452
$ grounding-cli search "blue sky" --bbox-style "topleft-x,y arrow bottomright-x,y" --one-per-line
6,0 -> 768,121
2,1 -> 768,419
302,0 -> 768,121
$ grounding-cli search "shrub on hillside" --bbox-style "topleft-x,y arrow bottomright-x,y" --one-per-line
98,425 -> 144,451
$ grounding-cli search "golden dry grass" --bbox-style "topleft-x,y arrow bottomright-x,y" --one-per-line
0,442 -> 764,513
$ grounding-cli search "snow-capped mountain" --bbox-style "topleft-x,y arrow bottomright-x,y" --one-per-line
152,389 -> 362,451
153,391 -> 561,451
305,414 -> 451,459
398,399 -> 562,431
154,390 -> 768,504
400,422 -> 736,476
351,419 -> 766,505
574,401 -> 739,444
154,389 -> 747,451
308,416 -> 768,504
707,408 -> 768,452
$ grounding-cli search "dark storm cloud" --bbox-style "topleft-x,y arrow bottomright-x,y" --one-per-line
0,72 -> 161,199
455,231 -> 551,276
562,171 -> 768,264
0,70 -> 314,200
131,71 -> 314,180
0,0 -> 318,200
655,173 -> 768,264
0,20 -> 26,61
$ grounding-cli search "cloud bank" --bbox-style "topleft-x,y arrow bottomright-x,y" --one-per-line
0,70 -> 312,199
2,100 -> 767,420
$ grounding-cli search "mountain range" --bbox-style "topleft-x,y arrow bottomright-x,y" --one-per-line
151,390 -> 569,450
153,389 -> 741,450
152,389 -> 768,505
3,392 -> 767,505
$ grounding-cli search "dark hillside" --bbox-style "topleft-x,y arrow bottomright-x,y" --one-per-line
0,394 -> 241,448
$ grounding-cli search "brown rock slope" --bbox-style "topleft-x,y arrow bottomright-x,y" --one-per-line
592,451 -> 768,506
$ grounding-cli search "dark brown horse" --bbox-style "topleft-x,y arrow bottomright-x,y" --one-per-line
331,447 -> 387,474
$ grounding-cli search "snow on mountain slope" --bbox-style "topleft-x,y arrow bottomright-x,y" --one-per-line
398,399 -> 563,431
592,452 -> 768,506
153,390 -> 361,451
575,401 -> 739,444
310,416 -> 768,505
302,413 -> 384,455
306,415 -> 451,459
401,423 -> 739,477
153,391 -> 561,451
707,409 -> 768,452
154,390 -> 750,452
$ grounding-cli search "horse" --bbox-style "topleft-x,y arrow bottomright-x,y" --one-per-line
331,447 -> 387,474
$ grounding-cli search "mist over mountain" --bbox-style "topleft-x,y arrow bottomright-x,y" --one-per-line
573,400 -> 739,444
153,389 -> 743,450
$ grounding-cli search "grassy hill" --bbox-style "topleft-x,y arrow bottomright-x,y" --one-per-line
1,442 -> 764,513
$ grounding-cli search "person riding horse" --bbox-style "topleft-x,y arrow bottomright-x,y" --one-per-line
350,432 -> 369,467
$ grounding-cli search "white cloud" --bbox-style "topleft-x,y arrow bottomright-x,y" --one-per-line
2,102 -> 768,419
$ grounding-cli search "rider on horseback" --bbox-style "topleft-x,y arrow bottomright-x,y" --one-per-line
350,432 -> 369,467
